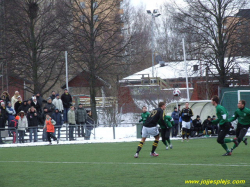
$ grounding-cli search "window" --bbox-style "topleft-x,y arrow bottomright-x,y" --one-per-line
80,2 -> 85,8
93,2 -> 98,9
93,15 -> 98,22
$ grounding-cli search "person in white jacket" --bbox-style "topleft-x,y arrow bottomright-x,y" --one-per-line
17,111 -> 28,143
52,94 -> 63,113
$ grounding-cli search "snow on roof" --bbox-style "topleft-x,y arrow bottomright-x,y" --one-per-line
120,57 -> 250,81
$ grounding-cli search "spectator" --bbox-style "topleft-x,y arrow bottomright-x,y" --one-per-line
85,110 -> 94,140
41,107 -> 50,141
68,106 -> 76,141
0,102 -> 8,144
171,107 -> 179,137
45,97 -> 56,116
27,99 -> 32,107
6,102 -> 16,136
50,91 -> 56,101
35,93 -> 46,109
11,91 -> 21,108
203,116 -> 214,135
43,114 -> 58,145
31,96 -> 42,114
192,115 -> 203,136
9,116 -> 19,143
178,104 -> 181,116
212,115 -> 219,134
1,91 -> 10,105
61,88 -> 72,123
52,94 -> 63,113
27,106 -> 39,142
14,96 -> 22,114
52,108 -> 63,139
75,103 -> 87,137
18,100 -> 30,114
17,111 -> 28,143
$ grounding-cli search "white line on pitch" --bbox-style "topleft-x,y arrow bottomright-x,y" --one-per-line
0,161 -> 249,167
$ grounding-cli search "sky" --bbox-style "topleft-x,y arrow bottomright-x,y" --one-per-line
130,0 -> 166,10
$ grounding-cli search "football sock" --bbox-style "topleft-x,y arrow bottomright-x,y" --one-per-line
136,141 -> 144,153
151,140 -> 159,153
162,140 -> 167,146
166,138 -> 171,145
221,143 -> 229,152
224,138 -> 234,143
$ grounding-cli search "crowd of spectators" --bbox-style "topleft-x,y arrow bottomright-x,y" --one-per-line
0,89 -> 94,144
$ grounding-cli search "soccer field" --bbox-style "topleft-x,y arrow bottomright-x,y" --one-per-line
1,138 -> 249,187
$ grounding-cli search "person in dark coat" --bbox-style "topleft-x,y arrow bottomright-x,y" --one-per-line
0,102 -> 8,144
75,103 -> 87,137
41,107 -> 50,141
61,89 -> 72,123
50,91 -> 56,101
14,96 -> 22,114
171,107 -> 180,137
203,116 -> 214,135
27,106 -> 39,142
35,93 -> 46,109
85,110 -> 94,140
1,91 -> 10,105
18,100 -> 30,114
192,115 -> 203,136
52,108 -> 63,139
31,97 -> 42,114
44,97 -> 56,116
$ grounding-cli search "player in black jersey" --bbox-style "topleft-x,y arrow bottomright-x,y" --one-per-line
134,102 -> 166,158
180,102 -> 193,142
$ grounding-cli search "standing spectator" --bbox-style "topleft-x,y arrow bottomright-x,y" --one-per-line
31,97 -> 41,114
27,99 -> 32,107
9,116 -> 19,143
41,107 -> 50,141
85,110 -> 94,140
45,97 -> 56,116
35,93 -> 46,109
75,103 -> 87,137
27,106 -> 39,142
1,91 -> 10,105
43,114 -> 58,145
212,115 -> 219,134
192,115 -> 203,136
180,102 -> 193,142
0,102 -> 8,144
6,102 -> 16,136
52,94 -> 63,113
68,106 -> 76,141
14,96 -> 22,114
52,108 -> 63,139
50,91 -> 56,101
17,111 -> 28,143
203,116 -> 214,135
11,91 -> 21,108
61,89 -> 72,123
18,100 -> 30,114
171,107 -> 180,137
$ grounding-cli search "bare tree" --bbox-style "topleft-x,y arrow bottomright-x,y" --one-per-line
5,0 -> 68,95
170,0 -> 249,87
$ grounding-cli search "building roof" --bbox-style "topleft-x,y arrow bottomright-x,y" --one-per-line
120,57 -> 250,82
235,9 -> 250,18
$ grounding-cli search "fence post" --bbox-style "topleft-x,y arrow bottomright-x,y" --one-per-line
94,123 -> 96,139
113,124 -> 115,139
66,123 -> 69,141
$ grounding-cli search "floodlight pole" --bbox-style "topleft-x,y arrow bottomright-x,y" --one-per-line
182,38 -> 190,101
151,15 -> 155,78
65,51 -> 69,91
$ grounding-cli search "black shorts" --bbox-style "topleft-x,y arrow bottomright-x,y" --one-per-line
217,122 -> 231,144
236,123 -> 250,137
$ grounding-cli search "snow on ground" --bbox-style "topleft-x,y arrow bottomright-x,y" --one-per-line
1,125 -> 249,148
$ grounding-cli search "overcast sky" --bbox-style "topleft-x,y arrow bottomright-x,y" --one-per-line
130,0 -> 166,9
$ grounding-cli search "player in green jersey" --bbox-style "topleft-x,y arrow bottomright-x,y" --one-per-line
211,96 -> 238,156
228,100 -> 249,152
158,115 -> 174,150
139,106 -> 150,124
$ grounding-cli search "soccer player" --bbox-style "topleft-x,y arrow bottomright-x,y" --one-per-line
134,102 -> 166,158
211,95 -> 238,156
180,102 -> 193,142
228,100 -> 249,152
158,115 -> 174,150
139,106 -> 150,125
